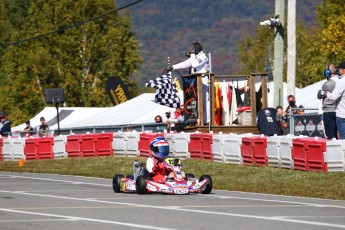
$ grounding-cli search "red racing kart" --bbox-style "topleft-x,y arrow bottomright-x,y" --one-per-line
112,158 -> 212,195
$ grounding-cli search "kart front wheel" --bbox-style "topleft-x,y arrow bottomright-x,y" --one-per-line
113,174 -> 124,193
200,175 -> 212,194
136,175 -> 147,194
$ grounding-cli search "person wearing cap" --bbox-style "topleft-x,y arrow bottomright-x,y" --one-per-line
0,113 -> 11,137
325,61 -> 345,139
165,107 -> 184,132
21,120 -> 33,137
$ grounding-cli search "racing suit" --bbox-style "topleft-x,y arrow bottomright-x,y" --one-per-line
146,157 -> 168,184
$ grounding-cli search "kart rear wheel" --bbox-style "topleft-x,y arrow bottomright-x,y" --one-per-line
136,175 -> 147,194
199,175 -> 212,194
185,173 -> 194,181
113,174 -> 124,193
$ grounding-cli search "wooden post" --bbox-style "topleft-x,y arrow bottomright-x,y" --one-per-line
197,74 -> 204,126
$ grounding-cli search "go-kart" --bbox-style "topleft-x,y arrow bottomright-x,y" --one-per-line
112,158 -> 212,195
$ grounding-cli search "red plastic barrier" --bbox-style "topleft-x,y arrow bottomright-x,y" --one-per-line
188,133 -> 214,161
36,137 -> 54,159
80,134 -> 97,157
0,138 -> 3,161
139,133 -> 162,158
292,137 -> 328,172
66,134 -> 82,157
24,138 -> 37,160
241,136 -> 268,166
95,133 -> 114,156
189,133 -> 203,159
306,138 -> 328,172
200,133 -> 213,160
292,137 -> 320,171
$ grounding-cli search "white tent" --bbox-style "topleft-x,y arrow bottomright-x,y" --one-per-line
12,93 -> 177,131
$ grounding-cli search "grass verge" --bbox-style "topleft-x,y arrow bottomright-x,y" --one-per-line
0,156 -> 344,200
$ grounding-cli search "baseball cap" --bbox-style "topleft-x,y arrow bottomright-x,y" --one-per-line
0,112 -> 5,118
336,61 -> 345,69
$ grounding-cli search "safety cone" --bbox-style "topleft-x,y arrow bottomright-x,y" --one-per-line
18,158 -> 25,167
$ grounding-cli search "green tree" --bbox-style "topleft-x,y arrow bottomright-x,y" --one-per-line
0,0 -> 142,125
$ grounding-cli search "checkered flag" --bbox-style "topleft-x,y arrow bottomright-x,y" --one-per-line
146,72 -> 181,108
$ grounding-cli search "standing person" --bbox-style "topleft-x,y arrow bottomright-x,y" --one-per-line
168,42 -> 210,125
317,63 -> 339,139
38,117 -> 49,137
21,120 -> 34,137
0,112 -> 11,137
325,61 -> 345,139
165,107 -> 184,132
275,105 -> 284,135
283,95 -> 304,135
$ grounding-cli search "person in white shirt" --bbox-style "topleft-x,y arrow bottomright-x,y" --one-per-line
325,61 -> 345,139
168,42 -> 210,125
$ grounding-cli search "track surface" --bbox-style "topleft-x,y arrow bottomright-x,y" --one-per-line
0,172 -> 345,230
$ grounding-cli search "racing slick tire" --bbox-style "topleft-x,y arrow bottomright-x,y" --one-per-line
199,175 -> 212,194
136,175 -> 147,194
185,173 -> 195,181
113,174 -> 124,193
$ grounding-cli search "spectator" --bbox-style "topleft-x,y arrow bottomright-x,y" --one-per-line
168,42 -> 210,125
325,61 -> 345,139
21,120 -> 33,137
0,112 -> 11,137
275,105 -> 285,135
38,117 -> 49,137
154,115 -> 163,123
165,107 -> 184,132
164,111 -> 171,131
283,95 -> 304,135
318,63 -> 339,139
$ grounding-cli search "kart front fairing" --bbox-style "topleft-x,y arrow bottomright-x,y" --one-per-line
122,176 -> 209,194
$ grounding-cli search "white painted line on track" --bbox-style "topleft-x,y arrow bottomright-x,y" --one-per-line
0,190 -> 345,229
0,208 -> 174,230
207,194 -> 345,209
4,175 -> 111,187
0,218 -> 77,223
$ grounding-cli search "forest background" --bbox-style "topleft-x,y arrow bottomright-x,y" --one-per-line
0,0 -> 344,126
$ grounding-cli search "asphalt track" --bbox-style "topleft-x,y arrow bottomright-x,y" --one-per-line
0,172 -> 345,230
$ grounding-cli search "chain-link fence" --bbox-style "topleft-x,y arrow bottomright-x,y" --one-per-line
288,108 -> 324,137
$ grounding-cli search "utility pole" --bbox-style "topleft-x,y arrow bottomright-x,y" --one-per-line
287,0 -> 296,96
273,0 -> 285,107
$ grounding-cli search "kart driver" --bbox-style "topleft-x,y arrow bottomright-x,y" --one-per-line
146,137 -> 170,183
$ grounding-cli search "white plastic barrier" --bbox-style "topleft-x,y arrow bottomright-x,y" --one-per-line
125,132 -> 140,157
222,133 -> 255,164
12,138 -> 26,161
167,132 -> 190,159
53,135 -> 67,159
113,131 -> 127,156
164,133 -> 175,157
266,135 -> 281,167
2,138 -> 14,161
211,133 -> 225,163
324,139 -> 345,172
